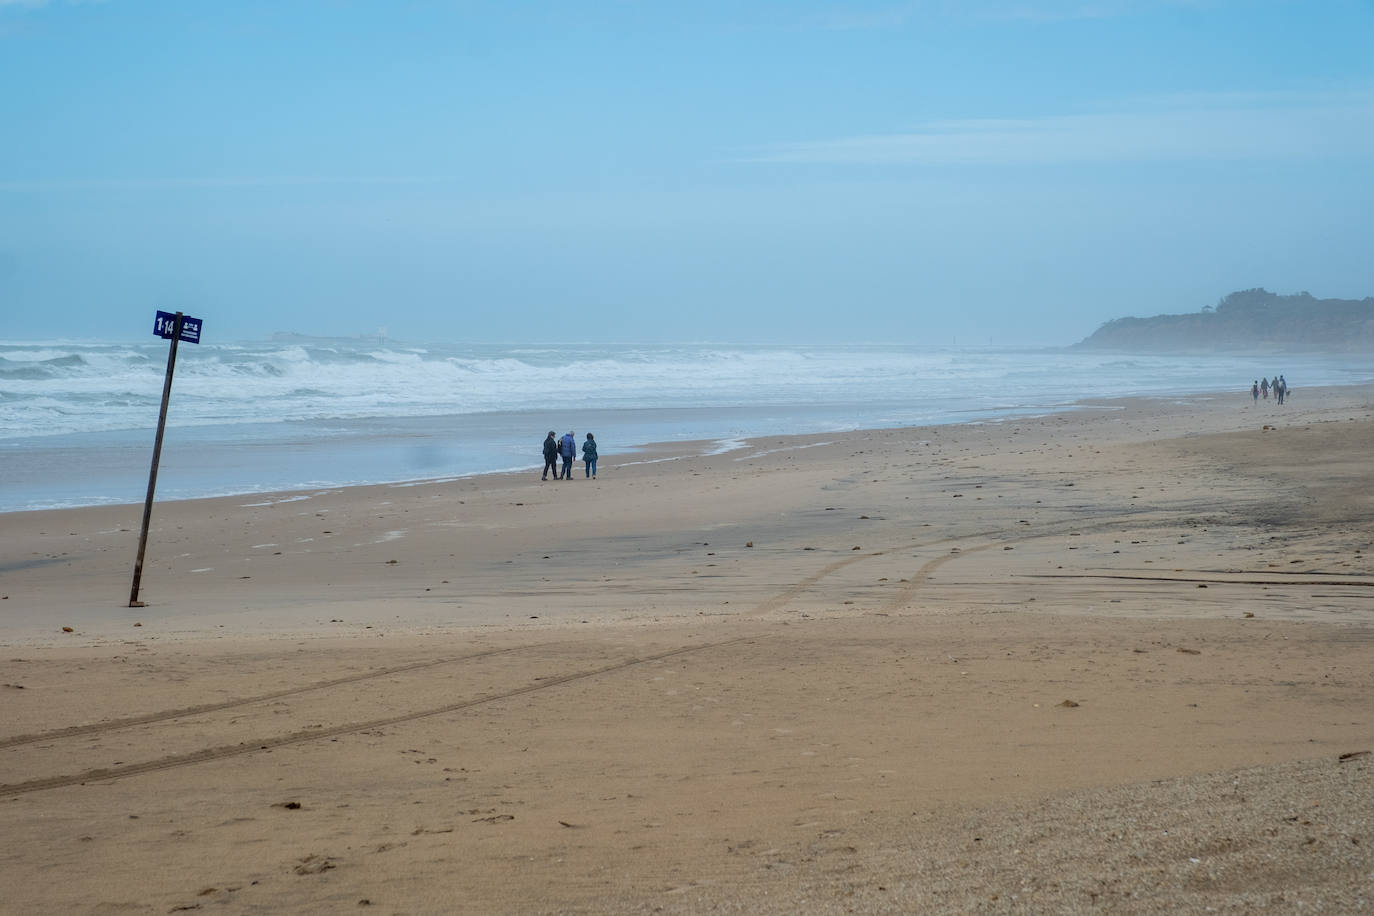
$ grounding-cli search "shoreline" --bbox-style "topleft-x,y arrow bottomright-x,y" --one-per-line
3,379 -> 1359,518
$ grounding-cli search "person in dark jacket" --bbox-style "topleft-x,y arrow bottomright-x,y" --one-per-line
541,430 -> 559,481
582,432 -> 598,479
559,430 -> 576,480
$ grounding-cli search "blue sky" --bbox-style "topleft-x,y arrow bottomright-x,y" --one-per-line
2,0 -> 1372,345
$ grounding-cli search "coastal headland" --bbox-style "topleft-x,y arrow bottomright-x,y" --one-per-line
2,385 -> 1372,913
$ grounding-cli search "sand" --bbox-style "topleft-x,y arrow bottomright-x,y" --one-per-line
1,386 -> 1372,913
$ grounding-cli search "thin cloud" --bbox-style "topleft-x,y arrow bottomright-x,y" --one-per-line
744,92 -> 1374,166
976,0 -> 1225,23
1,0 -> 110,8
0,175 -> 453,192
799,5 -> 917,31
795,0 -> 1227,30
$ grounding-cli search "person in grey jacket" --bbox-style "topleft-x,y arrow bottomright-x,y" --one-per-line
581,432 -> 598,478
559,430 -> 576,480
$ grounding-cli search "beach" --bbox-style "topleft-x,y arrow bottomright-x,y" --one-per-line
2,385 -> 1372,913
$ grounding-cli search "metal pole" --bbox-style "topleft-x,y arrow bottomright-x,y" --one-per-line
129,311 -> 183,607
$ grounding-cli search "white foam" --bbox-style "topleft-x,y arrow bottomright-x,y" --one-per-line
734,440 -> 835,461
4,339 -> 1370,441
617,454 -> 690,467
239,495 -> 313,507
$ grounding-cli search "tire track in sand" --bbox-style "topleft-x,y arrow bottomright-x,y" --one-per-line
880,539 -> 1006,612
0,511 -> 1209,793
748,513 -> 1145,618
0,636 -> 750,797
878,512 -> 1200,613
0,643 -> 545,751
749,551 -> 886,616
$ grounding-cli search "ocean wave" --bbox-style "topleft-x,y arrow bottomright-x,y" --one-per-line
0,364 -> 56,381
2,340 -> 1371,441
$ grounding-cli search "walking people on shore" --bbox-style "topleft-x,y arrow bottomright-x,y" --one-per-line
1260,377 -> 1270,399
1272,376 -> 1282,405
559,430 -> 576,480
582,432 -> 598,478
1251,380 -> 1259,402
541,430 -> 559,481
1278,375 -> 1288,404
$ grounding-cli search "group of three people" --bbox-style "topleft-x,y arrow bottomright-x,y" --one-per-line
542,430 -> 598,480
1251,375 -> 1289,404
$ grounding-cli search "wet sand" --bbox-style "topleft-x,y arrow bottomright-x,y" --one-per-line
2,386 -> 1372,913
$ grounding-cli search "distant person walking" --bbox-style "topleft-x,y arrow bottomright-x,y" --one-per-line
1251,380 -> 1259,403
1278,375 -> 1288,404
582,432 -> 598,478
541,430 -> 559,481
1260,377 -> 1270,400
1272,376 -> 1282,405
559,430 -> 576,480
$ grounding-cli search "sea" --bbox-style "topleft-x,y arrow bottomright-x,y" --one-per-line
2,337 -> 1371,514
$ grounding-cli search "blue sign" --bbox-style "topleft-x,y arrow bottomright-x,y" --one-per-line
153,310 -> 203,344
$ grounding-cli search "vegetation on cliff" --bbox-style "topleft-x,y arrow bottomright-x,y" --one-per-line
1077,289 -> 1374,351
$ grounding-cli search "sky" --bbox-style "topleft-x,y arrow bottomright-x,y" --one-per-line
2,0 -> 1372,346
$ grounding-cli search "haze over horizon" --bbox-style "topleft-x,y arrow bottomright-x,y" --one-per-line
2,1 -> 1372,347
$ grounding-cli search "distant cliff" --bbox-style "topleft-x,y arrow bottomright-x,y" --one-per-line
1076,289 -> 1374,352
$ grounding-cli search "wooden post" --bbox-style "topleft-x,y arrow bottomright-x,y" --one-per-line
129,311 -> 184,607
